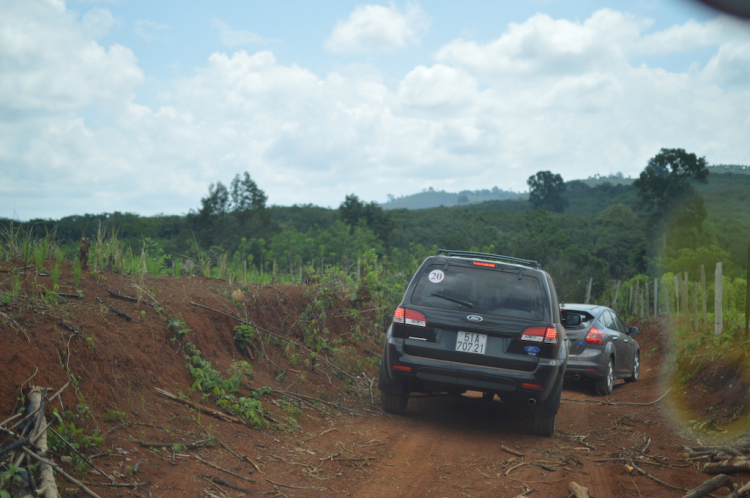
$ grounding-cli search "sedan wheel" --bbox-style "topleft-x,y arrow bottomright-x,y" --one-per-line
625,352 -> 640,383
594,358 -> 614,395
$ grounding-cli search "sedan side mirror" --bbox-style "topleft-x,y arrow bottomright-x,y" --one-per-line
627,326 -> 639,336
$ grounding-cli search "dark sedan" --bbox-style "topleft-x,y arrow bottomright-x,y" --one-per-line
561,304 -> 639,395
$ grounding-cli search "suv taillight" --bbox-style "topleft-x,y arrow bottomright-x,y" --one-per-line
394,307 -> 427,327
521,326 -> 558,344
585,326 -> 604,345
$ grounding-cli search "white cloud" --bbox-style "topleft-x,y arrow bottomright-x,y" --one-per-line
435,9 -> 647,78
701,40 -> 750,86
639,15 -> 750,54
211,19 -> 281,48
325,3 -> 430,54
81,7 -> 117,38
2,3 -> 750,220
0,2 -> 143,114
135,19 -> 169,42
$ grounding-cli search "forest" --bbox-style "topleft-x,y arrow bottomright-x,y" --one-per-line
2,150 -> 749,315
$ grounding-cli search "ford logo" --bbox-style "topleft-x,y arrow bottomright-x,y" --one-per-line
524,346 -> 541,354
466,315 -> 483,322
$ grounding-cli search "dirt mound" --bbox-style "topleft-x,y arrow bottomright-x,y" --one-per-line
0,260 -> 381,497
686,363 -> 748,425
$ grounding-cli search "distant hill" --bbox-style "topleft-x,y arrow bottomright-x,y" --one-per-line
379,167 -> 747,212
381,186 -> 521,210
708,164 -> 750,175
576,173 -> 634,187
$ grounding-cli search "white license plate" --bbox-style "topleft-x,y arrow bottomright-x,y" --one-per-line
455,332 -> 487,354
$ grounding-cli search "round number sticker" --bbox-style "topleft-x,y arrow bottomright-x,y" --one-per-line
428,270 -> 445,283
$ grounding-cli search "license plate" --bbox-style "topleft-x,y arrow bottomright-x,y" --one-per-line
456,332 -> 487,354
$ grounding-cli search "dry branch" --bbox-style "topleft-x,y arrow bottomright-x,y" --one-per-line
682,474 -> 733,498
562,389 -> 671,407
264,479 -> 328,492
107,289 -> 138,302
726,480 -> 750,498
199,474 -> 250,494
154,388 -> 241,424
702,458 -> 750,474
28,387 -> 58,498
23,448 -> 101,498
195,455 -> 256,483
48,427 -> 113,481
108,306 -> 132,320
630,462 -> 688,492
501,445 -> 525,458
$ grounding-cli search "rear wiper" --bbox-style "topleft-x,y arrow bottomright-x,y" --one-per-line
431,292 -> 473,308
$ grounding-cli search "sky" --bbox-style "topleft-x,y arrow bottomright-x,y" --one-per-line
2,0 -> 749,221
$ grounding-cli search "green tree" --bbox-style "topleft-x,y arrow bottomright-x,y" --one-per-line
633,148 -> 709,222
187,172 -> 272,256
199,182 -> 230,217
527,171 -> 568,213
230,172 -> 267,214
338,194 -> 393,243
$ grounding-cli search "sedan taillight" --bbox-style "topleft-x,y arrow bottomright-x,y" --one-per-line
585,326 -> 605,345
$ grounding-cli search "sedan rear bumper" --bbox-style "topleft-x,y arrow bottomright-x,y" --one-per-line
565,348 -> 608,379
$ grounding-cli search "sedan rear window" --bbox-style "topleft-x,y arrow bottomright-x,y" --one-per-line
409,264 -> 545,320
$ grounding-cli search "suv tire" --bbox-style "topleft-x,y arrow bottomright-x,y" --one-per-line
594,357 -> 614,395
381,391 -> 409,414
531,413 -> 556,436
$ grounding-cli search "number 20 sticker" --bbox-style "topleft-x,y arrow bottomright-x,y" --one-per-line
428,270 -> 445,283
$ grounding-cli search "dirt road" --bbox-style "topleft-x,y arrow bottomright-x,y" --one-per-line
310,338 -> 708,498
0,264 -> 739,497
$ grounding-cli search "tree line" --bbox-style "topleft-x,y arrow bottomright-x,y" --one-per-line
2,148 -> 747,307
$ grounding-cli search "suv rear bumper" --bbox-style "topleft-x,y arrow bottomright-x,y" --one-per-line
380,335 -> 566,410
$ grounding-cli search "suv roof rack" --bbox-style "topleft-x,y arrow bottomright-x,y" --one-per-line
435,249 -> 542,270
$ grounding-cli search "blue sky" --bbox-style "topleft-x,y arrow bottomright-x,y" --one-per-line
2,0 -> 749,220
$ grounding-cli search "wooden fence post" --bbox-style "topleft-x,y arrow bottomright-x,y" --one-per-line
645,279 -> 650,317
746,242 -> 750,337
701,264 -> 707,329
654,278 -> 658,316
629,285 -> 634,317
585,277 -> 592,304
640,289 -> 644,318
613,281 -> 621,314
673,275 -> 681,316
633,280 -> 641,316
693,281 -> 699,331
715,262 -> 723,336
664,276 -> 671,315
682,273 -> 690,330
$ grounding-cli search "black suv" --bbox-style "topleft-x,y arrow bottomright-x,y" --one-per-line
378,249 -> 567,436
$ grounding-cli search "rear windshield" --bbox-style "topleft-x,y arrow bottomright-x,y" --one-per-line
410,264 -> 546,320
561,309 -> 595,329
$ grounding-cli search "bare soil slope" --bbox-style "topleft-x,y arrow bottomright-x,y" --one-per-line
1,261 -> 747,497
